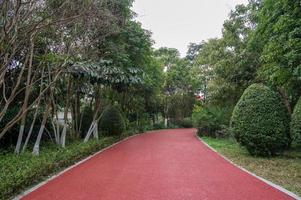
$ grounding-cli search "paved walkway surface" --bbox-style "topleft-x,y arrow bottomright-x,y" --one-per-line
22,129 -> 296,200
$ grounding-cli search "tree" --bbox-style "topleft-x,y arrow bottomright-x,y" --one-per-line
0,0 -> 144,154
190,1 -> 262,125
249,0 -> 301,113
154,48 -> 197,126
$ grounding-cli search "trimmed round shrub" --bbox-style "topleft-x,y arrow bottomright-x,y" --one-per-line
230,84 -> 290,156
99,105 -> 125,136
291,97 -> 301,144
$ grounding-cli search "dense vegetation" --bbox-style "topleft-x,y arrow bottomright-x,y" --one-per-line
0,0 -> 301,198
190,0 -> 301,156
0,0 -> 198,155
0,136 -> 122,200
291,98 -> 301,145
0,2 -> 200,196
99,105 -> 125,136
231,84 -> 290,156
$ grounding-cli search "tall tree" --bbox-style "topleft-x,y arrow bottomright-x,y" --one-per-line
249,0 -> 301,113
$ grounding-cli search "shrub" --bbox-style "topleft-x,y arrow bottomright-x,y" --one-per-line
167,122 -> 179,129
231,84 -> 290,156
153,122 -> 165,130
137,114 -> 152,132
99,105 -> 125,136
291,97 -> 301,145
169,118 -> 193,128
178,118 -> 193,128
192,105 -> 231,138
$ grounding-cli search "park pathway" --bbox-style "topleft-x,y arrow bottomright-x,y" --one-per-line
22,129 -> 296,200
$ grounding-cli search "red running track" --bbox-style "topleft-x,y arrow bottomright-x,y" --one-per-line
22,129 -> 296,200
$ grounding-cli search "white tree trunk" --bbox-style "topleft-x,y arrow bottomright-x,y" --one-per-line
84,121 -> 96,143
60,123 -> 67,147
93,123 -> 98,140
52,120 -> 60,145
15,125 -> 25,154
22,68 -> 45,153
22,121 -> 35,153
164,118 -> 168,128
32,125 -> 45,156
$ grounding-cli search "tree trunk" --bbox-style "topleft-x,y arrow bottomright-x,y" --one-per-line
60,125 -> 67,147
22,67 -> 45,153
84,121 -> 96,143
93,123 -> 99,139
22,110 -> 38,153
60,76 -> 72,147
84,86 -> 101,142
32,101 -> 51,156
15,125 -> 25,154
15,35 -> 35,154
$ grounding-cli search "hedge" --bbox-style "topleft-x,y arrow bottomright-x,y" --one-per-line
0,137 -> 122,200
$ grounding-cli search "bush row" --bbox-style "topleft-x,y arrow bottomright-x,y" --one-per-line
0,137 -> 123,200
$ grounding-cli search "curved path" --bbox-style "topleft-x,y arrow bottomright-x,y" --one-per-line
22,129 -> 296,200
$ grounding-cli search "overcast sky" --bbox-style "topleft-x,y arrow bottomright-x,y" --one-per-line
132,0 -> 248,57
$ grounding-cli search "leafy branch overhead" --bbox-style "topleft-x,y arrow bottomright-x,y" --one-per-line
69,60 -> 144,85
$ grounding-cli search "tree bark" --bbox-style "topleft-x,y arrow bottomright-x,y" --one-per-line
32,100 -> 51,156
60,76 -> 72,147
84,86 -> 102,142
15,34 -> 35,154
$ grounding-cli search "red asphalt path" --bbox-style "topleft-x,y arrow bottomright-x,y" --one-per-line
22,129 -> 296,200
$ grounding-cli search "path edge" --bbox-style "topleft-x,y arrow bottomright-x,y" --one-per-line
13,133 -> 147,200
196,134 -> 300,200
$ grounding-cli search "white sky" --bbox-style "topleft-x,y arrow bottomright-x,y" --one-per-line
132,0 -> 248,57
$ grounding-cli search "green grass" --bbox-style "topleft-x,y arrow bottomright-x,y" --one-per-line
0,136 -> 128,200
202,137 -> 301,196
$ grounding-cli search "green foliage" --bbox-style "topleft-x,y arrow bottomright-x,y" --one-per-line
99,105 -> 126,136
177,118 -> 193,128
153,122 -> 165,130
129,113 -> 153,133
167,93 -> 196,120
154,47 -> 198,123
291,97 -> 301,145
193,1 -> 260,108
193,105 -> 231,138
231,84 -> 290,156
0,107 -> 21,148
0,106 -> 52,149
192,105 -> 231,137
250,0 -> 301,107
0,137 -> 121,200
